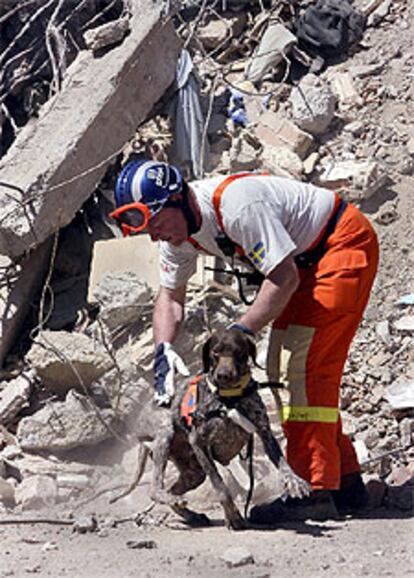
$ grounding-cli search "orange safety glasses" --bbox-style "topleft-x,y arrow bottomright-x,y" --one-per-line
109,202 -> 152,236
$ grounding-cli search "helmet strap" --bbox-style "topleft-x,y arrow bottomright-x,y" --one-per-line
181,182 -> 200,236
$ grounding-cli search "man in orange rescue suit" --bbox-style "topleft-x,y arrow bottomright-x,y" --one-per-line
110,159 -> 379,521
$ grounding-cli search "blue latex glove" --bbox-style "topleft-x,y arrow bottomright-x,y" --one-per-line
153,342 -> 189,406
229,107 -> 247,127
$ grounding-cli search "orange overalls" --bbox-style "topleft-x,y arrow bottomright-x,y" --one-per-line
190,174 -> 379,491
268,202 -> 379,490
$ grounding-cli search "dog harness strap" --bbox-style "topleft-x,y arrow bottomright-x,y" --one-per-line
180,375 -> 202,428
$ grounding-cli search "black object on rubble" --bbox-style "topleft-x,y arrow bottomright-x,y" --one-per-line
294,0 -> 367,61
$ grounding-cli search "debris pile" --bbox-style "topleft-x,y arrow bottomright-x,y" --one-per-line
0,0 -> 413,516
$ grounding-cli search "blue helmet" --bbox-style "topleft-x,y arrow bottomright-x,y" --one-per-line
114,159 -> 183,214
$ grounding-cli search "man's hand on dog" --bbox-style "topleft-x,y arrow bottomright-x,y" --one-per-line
154,342 -> 189,406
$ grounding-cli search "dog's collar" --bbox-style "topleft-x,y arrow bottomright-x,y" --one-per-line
206,372 -> 254,398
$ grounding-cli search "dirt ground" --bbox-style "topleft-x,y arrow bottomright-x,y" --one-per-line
1,1 -> 414,577
0,479 -> 413,578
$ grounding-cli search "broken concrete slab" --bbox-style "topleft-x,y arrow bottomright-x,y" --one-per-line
261,146 -> 303,179
15,475 -> 58,510
0,4 -> 181,259
17,389 -> 116,452
88,235 -> 160,301
316,158 -> 387,200
1,451 -> 96,481
27,330 -> 113,396
0,372 -> 33,426
92,271 -> 152,331
254,111 -> 314,159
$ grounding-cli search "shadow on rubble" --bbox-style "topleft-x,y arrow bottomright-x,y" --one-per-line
359,184 -> 399,215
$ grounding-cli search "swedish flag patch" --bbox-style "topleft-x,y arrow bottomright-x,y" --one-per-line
248,241 -> 266,266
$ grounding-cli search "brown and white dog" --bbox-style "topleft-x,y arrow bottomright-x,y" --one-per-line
113,329 -> 310,529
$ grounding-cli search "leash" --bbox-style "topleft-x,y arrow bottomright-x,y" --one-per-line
240,434 -> 255,518
204,264 -> 264,305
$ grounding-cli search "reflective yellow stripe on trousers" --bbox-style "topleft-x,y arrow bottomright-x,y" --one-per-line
280,406 -> 339,423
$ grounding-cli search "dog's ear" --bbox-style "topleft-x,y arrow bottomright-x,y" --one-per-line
202,336 -> 213,373
245,336 -> 260,368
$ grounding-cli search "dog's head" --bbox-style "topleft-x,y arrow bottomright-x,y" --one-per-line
202,328 -> 257,391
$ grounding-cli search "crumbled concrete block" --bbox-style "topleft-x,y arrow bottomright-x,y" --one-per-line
84,16 -> 130,53
220,547 -> 255,568
316,159 -> 387,199
56,473 -> 91,490
255,112 -> 314,159
73,515 -> 98,534
261,146 -> 303,179
88,235 -> 160,303
0,373 -> 33,426
92,271 -> 152,331
17,390 -> 116,452
198,13 -> 246,50
290,75 -> 337,135
27,330 -> 113,396
394,316 -> 414,332
329,71 -> 363,107
303,151 -> 319,175
15,475 -> 58,510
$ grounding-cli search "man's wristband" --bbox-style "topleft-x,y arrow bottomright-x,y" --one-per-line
230,323 -> 255,337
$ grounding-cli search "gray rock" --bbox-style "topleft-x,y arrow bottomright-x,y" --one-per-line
375,320 -> 392,345
15,475 -> 57,510
92,271 -> 152,331
399,418 -> 413,448
220,546 -> 255,568
290,75 -> 336,135
17,389 -> 116,452
27,330 -> 113,396
84,16 -> 130,53
394,316 -> 414,332
73,515 -> 97,534
0,373 -> 33,426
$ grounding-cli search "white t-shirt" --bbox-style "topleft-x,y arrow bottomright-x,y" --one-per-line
159,174 -> 335,289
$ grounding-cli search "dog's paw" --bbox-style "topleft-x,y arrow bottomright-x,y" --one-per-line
187,512 -> 211,527
172,496 -> 188,509
151,490 -> 187,508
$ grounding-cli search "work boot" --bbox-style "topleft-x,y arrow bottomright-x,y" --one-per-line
331,472 -> 369,513
249,490 -> 339,525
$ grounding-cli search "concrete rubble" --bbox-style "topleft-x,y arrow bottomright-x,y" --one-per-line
0,0 -> 181,366
0,0 -> 412,519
